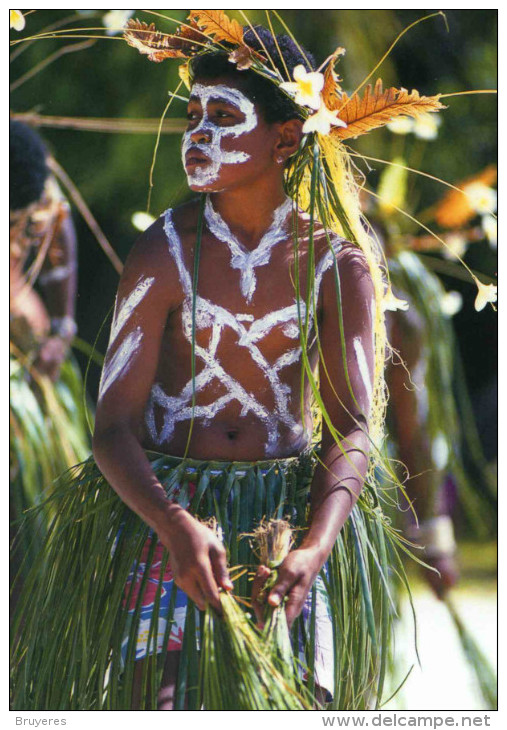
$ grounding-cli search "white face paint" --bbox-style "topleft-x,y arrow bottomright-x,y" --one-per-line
144,209 -> 343,456
182,84 -> 258,190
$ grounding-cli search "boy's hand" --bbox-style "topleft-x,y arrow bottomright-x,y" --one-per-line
159,510 -> 233,612
252,547 -> 323,629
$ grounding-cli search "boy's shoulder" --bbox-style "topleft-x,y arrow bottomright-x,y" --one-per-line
295,213 -> 360,262
128,199 -> 199,261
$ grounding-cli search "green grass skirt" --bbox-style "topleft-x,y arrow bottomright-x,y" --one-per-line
11,451 -> 407,710
10,353 -> 91,562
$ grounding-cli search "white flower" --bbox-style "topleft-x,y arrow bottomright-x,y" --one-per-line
464,182 -> 497,215
481,213 -> 497,249
103,9 -> 134,35
440,290 -> 463,317
302,103 -> 347,136
442,232 -> 468,260
279,64 -> 324,111
412,113 -> 441,140
432,432 -> 450,470
386,116 -> 414,135
473,277 -> 497,312
10,10 -> 25,31
132,211 -> 156,232
382,287 -> 409,312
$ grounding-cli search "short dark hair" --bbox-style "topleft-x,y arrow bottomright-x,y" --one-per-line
10,120 -> 49,211
189,26 -> 316,124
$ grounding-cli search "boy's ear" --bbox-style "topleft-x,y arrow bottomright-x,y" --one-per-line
273,119 -> 303,163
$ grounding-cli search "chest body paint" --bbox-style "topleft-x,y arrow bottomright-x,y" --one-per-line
204,195 -> 293,303
145,207 -> 343,456
181,84 -> 258,189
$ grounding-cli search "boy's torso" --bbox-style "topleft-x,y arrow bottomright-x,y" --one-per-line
139,200 -> 340,461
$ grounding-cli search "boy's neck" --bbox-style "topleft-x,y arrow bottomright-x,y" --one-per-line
209,177 -> 288,249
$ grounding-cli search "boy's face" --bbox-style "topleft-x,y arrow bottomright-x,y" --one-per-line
182,76 -> 279,193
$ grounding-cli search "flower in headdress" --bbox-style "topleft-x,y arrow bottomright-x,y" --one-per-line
482,213 -> 497,248
103,9 -> 134,35
473,277 -> 497,312
280,65 -> 324,110
442,232 -> 468,260
302,103 -> 347,136
440,290 -> 463,317
382,287 -> 409,312
386,116 -> 414,135
10,10 -> 25,31
412,112 -> 441,140
463,181 -> 497,215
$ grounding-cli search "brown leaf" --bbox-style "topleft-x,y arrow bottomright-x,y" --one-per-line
178,19 -> 207,45
123,19 -> 187,61
322,48 -> 345,110
330,78 -> 445,141
188,9 -> 244,45
433,165 -> 497,228
228,45 -> 254,70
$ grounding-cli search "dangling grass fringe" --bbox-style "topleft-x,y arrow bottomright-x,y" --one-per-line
10,352 -> 91,564
10,452 -> 411,710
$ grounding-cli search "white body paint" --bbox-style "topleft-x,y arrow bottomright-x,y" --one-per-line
38,263 -> 76,285
353,336 -> 373,409
99,327 -> 143,399
204,196 -> 292,302
181,84 -> 258,189
109,275 -> 154,346
145,207 -> 343,455
98,275 -> 154,399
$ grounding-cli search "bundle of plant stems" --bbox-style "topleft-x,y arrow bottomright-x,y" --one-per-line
201,518 -> 313,710
252,520 -> 301,680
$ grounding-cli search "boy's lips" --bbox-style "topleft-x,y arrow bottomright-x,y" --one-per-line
185,149 -> 210,168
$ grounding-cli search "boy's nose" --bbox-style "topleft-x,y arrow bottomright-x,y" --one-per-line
190,128 -> 212,144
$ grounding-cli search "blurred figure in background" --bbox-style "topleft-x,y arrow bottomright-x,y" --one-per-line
10,120 -> 90,566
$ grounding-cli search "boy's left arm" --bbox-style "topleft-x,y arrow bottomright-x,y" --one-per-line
259,244 -> 376,627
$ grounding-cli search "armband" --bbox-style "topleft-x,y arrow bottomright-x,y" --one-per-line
50,316 -> 77,340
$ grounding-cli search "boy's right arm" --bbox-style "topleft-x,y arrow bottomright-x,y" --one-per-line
92,220 -> 231,610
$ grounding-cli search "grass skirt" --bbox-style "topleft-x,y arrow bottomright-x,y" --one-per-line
11,451 -> 405,710
10,353 -> 91,562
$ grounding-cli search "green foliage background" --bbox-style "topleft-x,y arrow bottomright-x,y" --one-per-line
10,9 -> 497,457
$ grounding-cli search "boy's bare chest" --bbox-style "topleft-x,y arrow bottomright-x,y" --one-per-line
169,240 -> 309,357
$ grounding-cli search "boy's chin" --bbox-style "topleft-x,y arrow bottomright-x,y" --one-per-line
188,180 -> 226,194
